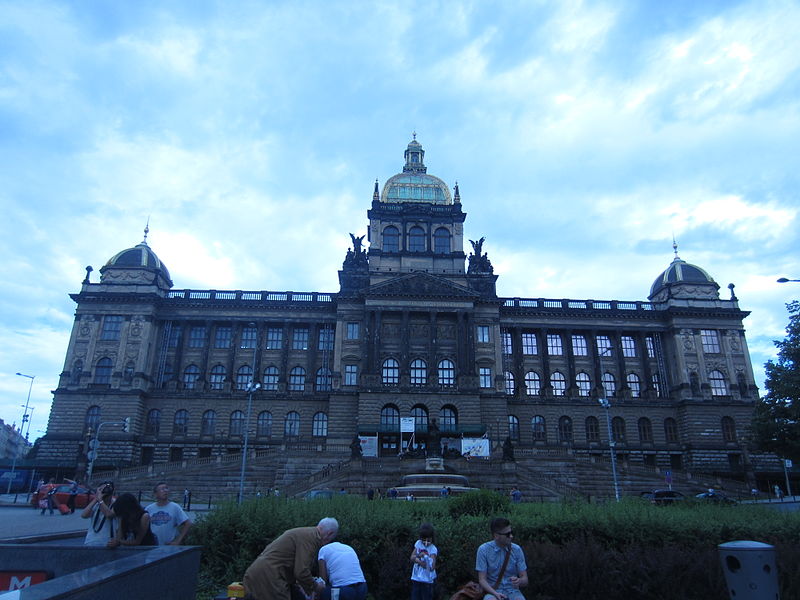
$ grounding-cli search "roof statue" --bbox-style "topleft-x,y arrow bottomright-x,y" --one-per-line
467,236 -> 493,274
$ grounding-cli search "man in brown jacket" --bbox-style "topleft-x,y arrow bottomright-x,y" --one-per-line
244,517 -> 339,600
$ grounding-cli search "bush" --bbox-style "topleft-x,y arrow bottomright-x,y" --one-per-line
448,489 -> 509,519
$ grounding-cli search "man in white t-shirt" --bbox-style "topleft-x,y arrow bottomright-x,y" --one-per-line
318,541 -> 367,600
145,482 -> 191,545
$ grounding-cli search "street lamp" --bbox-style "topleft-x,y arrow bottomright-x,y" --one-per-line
596,347 -> 620,502
777,278 -> 800,283
6,373 -> 34,494
238,323 -> 260,504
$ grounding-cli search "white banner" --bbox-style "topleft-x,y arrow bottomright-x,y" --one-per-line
400,417 -> 415,433
359,435 -> 378,457
461,437 -> 490,458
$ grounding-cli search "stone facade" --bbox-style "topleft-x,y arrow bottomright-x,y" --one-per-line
36,138 -> 775,487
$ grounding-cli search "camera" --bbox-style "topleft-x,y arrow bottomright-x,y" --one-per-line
100,481 -> 115,496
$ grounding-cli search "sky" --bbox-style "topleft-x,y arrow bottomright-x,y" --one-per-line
1,0 -> 798,443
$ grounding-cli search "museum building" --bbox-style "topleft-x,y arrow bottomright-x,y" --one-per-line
35,137 -> 766,483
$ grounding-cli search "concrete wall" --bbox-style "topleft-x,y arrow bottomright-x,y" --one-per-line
0,544 -> 200,599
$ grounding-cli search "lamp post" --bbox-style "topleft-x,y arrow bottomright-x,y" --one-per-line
6,373 -> 34,494
777,278 -> 800,283
596,347 -> 620,501
238,324 -> 260,504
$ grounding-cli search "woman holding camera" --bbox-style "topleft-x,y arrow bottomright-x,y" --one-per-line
82,481 -> 117,546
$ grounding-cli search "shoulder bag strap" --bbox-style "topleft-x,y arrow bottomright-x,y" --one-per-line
494,548 -> 512,588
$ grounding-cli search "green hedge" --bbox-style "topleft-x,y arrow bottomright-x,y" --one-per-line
190,493 -> 800,600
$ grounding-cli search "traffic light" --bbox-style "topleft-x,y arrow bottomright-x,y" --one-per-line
122,417 -> 131,433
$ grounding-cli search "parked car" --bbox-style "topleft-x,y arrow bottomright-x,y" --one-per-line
30,483 -> 91,509
695,491 -> 737,504
639,489 -> 686,505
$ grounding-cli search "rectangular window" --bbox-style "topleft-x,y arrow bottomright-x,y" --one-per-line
100,316 -> 123,341
477,325 -> 491,343
547,334 -> 563,355
645,336 -> 656,358
292,327 -> 309,350
214,326 -> 232,349
701,329 -> 721,353
346,322 -> 360,340
479,367 -> 493,388
521,333 -> 537,355
189,326 -> 206,348
571,335 -> 587,356
596,335 -> 612,357
502,332 -> 512,354
266,327 -> 283,350
621,336 -> 636,358
241,326 -> 257,349
344,364 -> 358,386
167,326 -> 182,348
318,328 -> 334,351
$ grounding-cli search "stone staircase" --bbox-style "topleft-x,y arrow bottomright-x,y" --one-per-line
91,446 -> 752,506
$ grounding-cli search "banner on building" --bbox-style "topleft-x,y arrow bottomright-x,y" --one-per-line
359,435 -> 378,457
400,417 -> 415,433
461,437 -> 490,458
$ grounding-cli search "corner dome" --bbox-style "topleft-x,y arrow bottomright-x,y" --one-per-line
99,231 -> 173,290
649,254 -> 719,302
380,136 -> 453,205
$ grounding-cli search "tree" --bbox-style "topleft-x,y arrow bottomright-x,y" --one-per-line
751,300 -> 800,462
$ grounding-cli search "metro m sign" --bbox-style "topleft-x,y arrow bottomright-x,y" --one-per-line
0,571 -> 50,591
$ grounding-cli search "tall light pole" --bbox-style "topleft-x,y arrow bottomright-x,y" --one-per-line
6,373 -> 34,494
596,347 -> 620,501
238,323 -> 260,504
777,278 -> 800,283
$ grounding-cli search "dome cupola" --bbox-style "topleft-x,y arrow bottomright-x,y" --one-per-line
98,226 -> 173,290
649,242 -> 719,302
380,135 -> 452,204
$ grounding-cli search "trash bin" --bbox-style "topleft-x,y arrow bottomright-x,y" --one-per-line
718,540 -> 779,600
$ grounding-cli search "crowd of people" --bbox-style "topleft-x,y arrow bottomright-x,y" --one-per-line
241,516 -> 528,600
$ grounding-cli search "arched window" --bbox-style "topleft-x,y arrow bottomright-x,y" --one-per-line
263,366 -> 279,391
550,372 -> 566,396
183,365 -> 200,390
173,410 -> 188,436
382,358 -> 399,386
201,410 -> 216,436
412,405 -> 428,430
525,371 -> 541,396
410,359 -> 427,386
236,365 -> 253,391
433,227 -> 450,253
721,416 -> 737,442
508,415 -> 520,441
210,365 -> 226,390
504,371 -> 515,395
585,416 -> 600,442
638,417 -> 653,443
85,405 -> 101,433
289,366 -> 305,392
532,416 -> 546,442
576,373 -> 591,397
145,409 -> 161,435
257,411 -> 272,437
709,370 -> 728,396
284,412 -> 300,437
440,406 -> 457,432
95,358 -> 112,384
383,226 -> 400,252
438,359 -> 455,387
558,416 -> 573,443
601,373 -> 616,397
611,417 -> 626,442
664,418 -> 679,443
315,367 -> 332,391
312,412 -> 328,437
72,360 -> 83,385
626,373 -> 641,398
408,226 -> 426,252
380,405 -> 400,431
230,410 -> 245,436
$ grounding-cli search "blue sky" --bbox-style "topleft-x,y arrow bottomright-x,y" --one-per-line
1,0 -> 798,441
